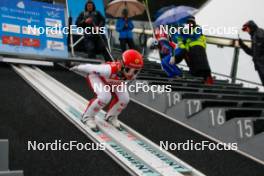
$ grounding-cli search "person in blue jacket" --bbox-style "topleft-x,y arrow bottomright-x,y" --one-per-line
147,28 -> 183,78
116,9 -> 135,52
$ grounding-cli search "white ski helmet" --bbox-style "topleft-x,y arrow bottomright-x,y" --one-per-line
146,37 -> 158,49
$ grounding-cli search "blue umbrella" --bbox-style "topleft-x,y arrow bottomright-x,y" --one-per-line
154,5 -> 176,20
154,6 -> 197,27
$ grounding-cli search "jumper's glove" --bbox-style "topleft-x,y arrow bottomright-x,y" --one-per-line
169,56 -> 176,65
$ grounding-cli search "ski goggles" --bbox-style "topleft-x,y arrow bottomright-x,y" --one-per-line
123,67 -> 140,80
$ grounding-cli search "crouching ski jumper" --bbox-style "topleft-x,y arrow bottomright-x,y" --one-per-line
147,28 -> 182,78
71,50 -> 144,131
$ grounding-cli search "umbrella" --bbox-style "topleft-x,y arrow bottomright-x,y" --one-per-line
154,6 -> 198,27
154,5 -> 176,20
106,0 -> 145,18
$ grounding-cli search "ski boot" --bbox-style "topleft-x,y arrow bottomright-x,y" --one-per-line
105,116 -> 122,131
81,116 -> 99,132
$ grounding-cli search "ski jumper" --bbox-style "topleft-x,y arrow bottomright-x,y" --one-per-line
75,62 -> 130,121
155,28 -> 182,77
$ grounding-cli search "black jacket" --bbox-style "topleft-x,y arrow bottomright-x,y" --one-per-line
76,1 -> 105,29
240,21 -> 264,69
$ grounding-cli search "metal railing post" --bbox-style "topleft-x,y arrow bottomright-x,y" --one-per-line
230,46 -> 240,84
70,25 -> 75,57
65,0 -> 75,57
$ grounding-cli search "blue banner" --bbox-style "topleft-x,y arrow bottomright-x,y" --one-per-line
67,0 -> 105,25
0,0 -> 68,59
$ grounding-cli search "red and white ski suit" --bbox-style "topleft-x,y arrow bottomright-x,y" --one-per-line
75,62 -> 130,119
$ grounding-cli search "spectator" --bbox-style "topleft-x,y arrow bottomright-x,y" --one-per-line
239,20 -> 264,86
174,16 -> 214,85
76,0 -> 112,61
116,9 -> 135,52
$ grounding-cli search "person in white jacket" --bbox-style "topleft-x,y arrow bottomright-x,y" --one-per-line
71,49 -> 144,131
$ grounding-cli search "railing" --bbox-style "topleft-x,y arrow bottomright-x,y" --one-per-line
68,23 -> 262,91
146,54 -> 264,92
108,25 -> 264,90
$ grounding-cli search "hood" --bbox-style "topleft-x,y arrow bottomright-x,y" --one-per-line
84,0 -> 96,12
243,20 -> 258,35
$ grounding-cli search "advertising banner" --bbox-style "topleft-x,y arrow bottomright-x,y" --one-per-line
0,0 -> 68,59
